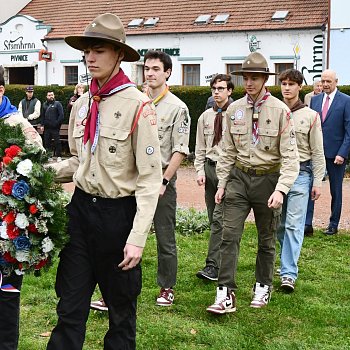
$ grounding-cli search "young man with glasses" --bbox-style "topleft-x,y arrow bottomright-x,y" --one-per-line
195,74 -> 234,281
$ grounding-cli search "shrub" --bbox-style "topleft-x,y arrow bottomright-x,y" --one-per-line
176,207 -> 209,236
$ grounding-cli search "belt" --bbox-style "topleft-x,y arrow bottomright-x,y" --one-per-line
234,161 -> 281,176
205,157 -> 217,166
300,160 -> 311,167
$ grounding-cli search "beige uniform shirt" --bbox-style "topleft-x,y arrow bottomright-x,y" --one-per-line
156,91 -> 190,168
194,108 -> 227,176
292,107 -> 325,187
4,112 -> 43,149
304,91 -> 315,107
216,95 -> 300,195
53,87 -> 162,247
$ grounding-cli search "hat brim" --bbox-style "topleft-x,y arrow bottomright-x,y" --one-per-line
231,69 -> 277,76
65,35 -> 140,62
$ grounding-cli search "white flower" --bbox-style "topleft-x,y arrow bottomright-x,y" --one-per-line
15,213 -> 29,229
42,237 -> 54,253
16,159 -> 33,177
0,222 -> 8,239
15,250 -> 30,262
15,269 -> 25,275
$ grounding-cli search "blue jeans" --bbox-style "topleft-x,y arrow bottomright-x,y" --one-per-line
277,171 -> 312,280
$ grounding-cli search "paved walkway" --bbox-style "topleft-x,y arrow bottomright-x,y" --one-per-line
62,166 -> 350,231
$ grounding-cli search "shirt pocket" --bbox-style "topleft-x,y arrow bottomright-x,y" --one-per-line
72,125 -> 86,163
258,127 -> 279,151
204,128 -> 214,146
295,125 -> 309,151
98,126 -> 130,167
231,125 -> 248,148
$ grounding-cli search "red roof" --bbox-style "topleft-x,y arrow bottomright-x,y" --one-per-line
20,0 -> 328,39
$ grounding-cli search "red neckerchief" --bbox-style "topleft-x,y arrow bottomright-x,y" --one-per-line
84,69 -> 135,151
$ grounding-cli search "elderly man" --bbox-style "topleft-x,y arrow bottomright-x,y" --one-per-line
206,52 -> 299,315
305,69 -> 350,235
304,79 -> 323,107
46,13 -> 162,350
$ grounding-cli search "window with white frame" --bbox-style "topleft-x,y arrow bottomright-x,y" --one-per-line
65,66 -> 78,85
182,64 -> 200,86
226,64 -> 243,87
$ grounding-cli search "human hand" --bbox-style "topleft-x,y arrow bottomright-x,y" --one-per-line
197,175 -> 206,186
215,187 -> 225,204
267,190 -> 284,209
118,243 -> 144,271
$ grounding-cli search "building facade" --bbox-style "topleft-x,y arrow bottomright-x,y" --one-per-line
0,0 -> 329,86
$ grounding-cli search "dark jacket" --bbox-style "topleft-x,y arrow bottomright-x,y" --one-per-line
41,100 -> 64,129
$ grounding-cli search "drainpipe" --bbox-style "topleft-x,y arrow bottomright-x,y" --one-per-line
41,39 -> 48,85
326,0 -> 331,68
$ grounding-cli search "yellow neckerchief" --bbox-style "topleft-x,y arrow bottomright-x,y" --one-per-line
148,85 -> 169,106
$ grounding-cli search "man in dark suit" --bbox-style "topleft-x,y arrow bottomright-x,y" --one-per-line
305,69 -> 350,235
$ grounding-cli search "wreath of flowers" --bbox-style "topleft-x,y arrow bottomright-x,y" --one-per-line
0,120 -> 68,276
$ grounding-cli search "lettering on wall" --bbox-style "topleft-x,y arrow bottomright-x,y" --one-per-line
11,55 -> 28,62
137,48 -> 180,56
301,34 -> 324,85
3,36 -> 36,51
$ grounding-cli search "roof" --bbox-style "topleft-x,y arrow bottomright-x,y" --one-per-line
20,0 -> 328,39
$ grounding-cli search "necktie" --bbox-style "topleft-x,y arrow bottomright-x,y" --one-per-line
322,95 -> 330,122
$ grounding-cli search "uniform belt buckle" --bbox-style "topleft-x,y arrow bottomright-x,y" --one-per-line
247,168 -> 256,176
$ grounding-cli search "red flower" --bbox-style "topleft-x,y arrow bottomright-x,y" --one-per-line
5,145 -> 22,158
34,258 -> 48,270
3,211 -> 16,224
2,156 -> 13,165
27,223 -> 39,234
29,204 -> 38,215
0,211 -> 3,219
2,180 -> 16,195
3,252 -> 17,263
7,224 -> 20,239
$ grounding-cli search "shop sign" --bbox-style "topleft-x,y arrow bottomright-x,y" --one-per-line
39,50 -> 52,62
137,48 -> 180,56
248,35 -> 260,52
3,36 -> 36,51
11,54 -> 28,62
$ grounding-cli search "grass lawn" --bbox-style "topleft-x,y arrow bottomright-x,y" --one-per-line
19,223 -> 350,350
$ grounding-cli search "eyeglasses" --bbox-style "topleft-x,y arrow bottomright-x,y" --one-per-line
211,87 -> 227,92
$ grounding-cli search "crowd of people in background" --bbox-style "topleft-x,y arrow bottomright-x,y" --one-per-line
1,10 -> 350,350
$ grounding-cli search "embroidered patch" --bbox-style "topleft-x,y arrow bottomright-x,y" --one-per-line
234,120 -> 246,125
146,146 -> 154,155
150,119 -> 157,125
178,121 -> 189,134
230,115 -> 236,120
290,139 -> 296,145
235,109 -> 244,120
78,106 -> 88,119
290,130 -> 296,138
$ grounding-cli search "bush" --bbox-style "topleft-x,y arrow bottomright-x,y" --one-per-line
176,207 -> 209,236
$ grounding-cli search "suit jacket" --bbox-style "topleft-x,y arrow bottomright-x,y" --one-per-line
310,90 -> 350,159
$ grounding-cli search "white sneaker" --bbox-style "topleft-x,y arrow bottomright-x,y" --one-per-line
250,282 -> 271,308
206,286 -> 236,314
56,157 -> 62,162
156,288 -> 174,306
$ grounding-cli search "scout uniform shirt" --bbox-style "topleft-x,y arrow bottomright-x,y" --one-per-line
53,87 -> 162,248
5,112 -> 43,149
216,94 -> 300,195
292,107 -> 325,187
155,91 -> 190,168
194,108 -> 227,176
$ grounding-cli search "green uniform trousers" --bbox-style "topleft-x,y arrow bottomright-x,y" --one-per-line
204,159 -> 223,269
154,174 -> 177,288
218,166 -> 281,291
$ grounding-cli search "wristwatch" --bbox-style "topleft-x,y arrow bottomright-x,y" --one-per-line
162,178 -> 169,186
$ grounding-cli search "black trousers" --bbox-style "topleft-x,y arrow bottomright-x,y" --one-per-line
43,128 -> 61,157
47,188 -> 141,350
0,273 -> 23,350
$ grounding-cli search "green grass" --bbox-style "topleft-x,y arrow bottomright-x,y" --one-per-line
19,223 -> 350,350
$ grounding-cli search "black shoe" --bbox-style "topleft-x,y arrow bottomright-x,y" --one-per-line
196,266 -> 218,281
324,227 -> 338,235
304,225 -> 314,237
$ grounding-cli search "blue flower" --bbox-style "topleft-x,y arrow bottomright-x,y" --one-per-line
12,180 -> 30,200
13,236 -> 31,251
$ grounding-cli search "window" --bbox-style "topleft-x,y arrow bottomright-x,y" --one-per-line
65,66 -> 78,85
272,10 -> 289,21
128,18 -> 144,28
213,14 -> 230,24
194,15 -> 211,25
183,64 -> 200,86
227,64 -> 243,87
274,63 -> 293,84
136,64 -> 144,85
144,17 -> 159,27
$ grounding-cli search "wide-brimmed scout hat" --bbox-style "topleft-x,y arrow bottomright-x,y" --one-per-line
65,13 -> 140,62
231,52 -> 277,76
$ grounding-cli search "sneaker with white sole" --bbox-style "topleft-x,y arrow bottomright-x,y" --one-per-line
90,298 -> 108,312
56,157 -> 62,162
206,286 -> 236,314
250,282 -> 271,308
196,265 -> 218,281
156,288 -> 174,306
280,276 -> 295,292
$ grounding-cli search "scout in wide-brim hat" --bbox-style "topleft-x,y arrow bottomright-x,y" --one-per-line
65,13 -> 140,62
231,52 -> 277,76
